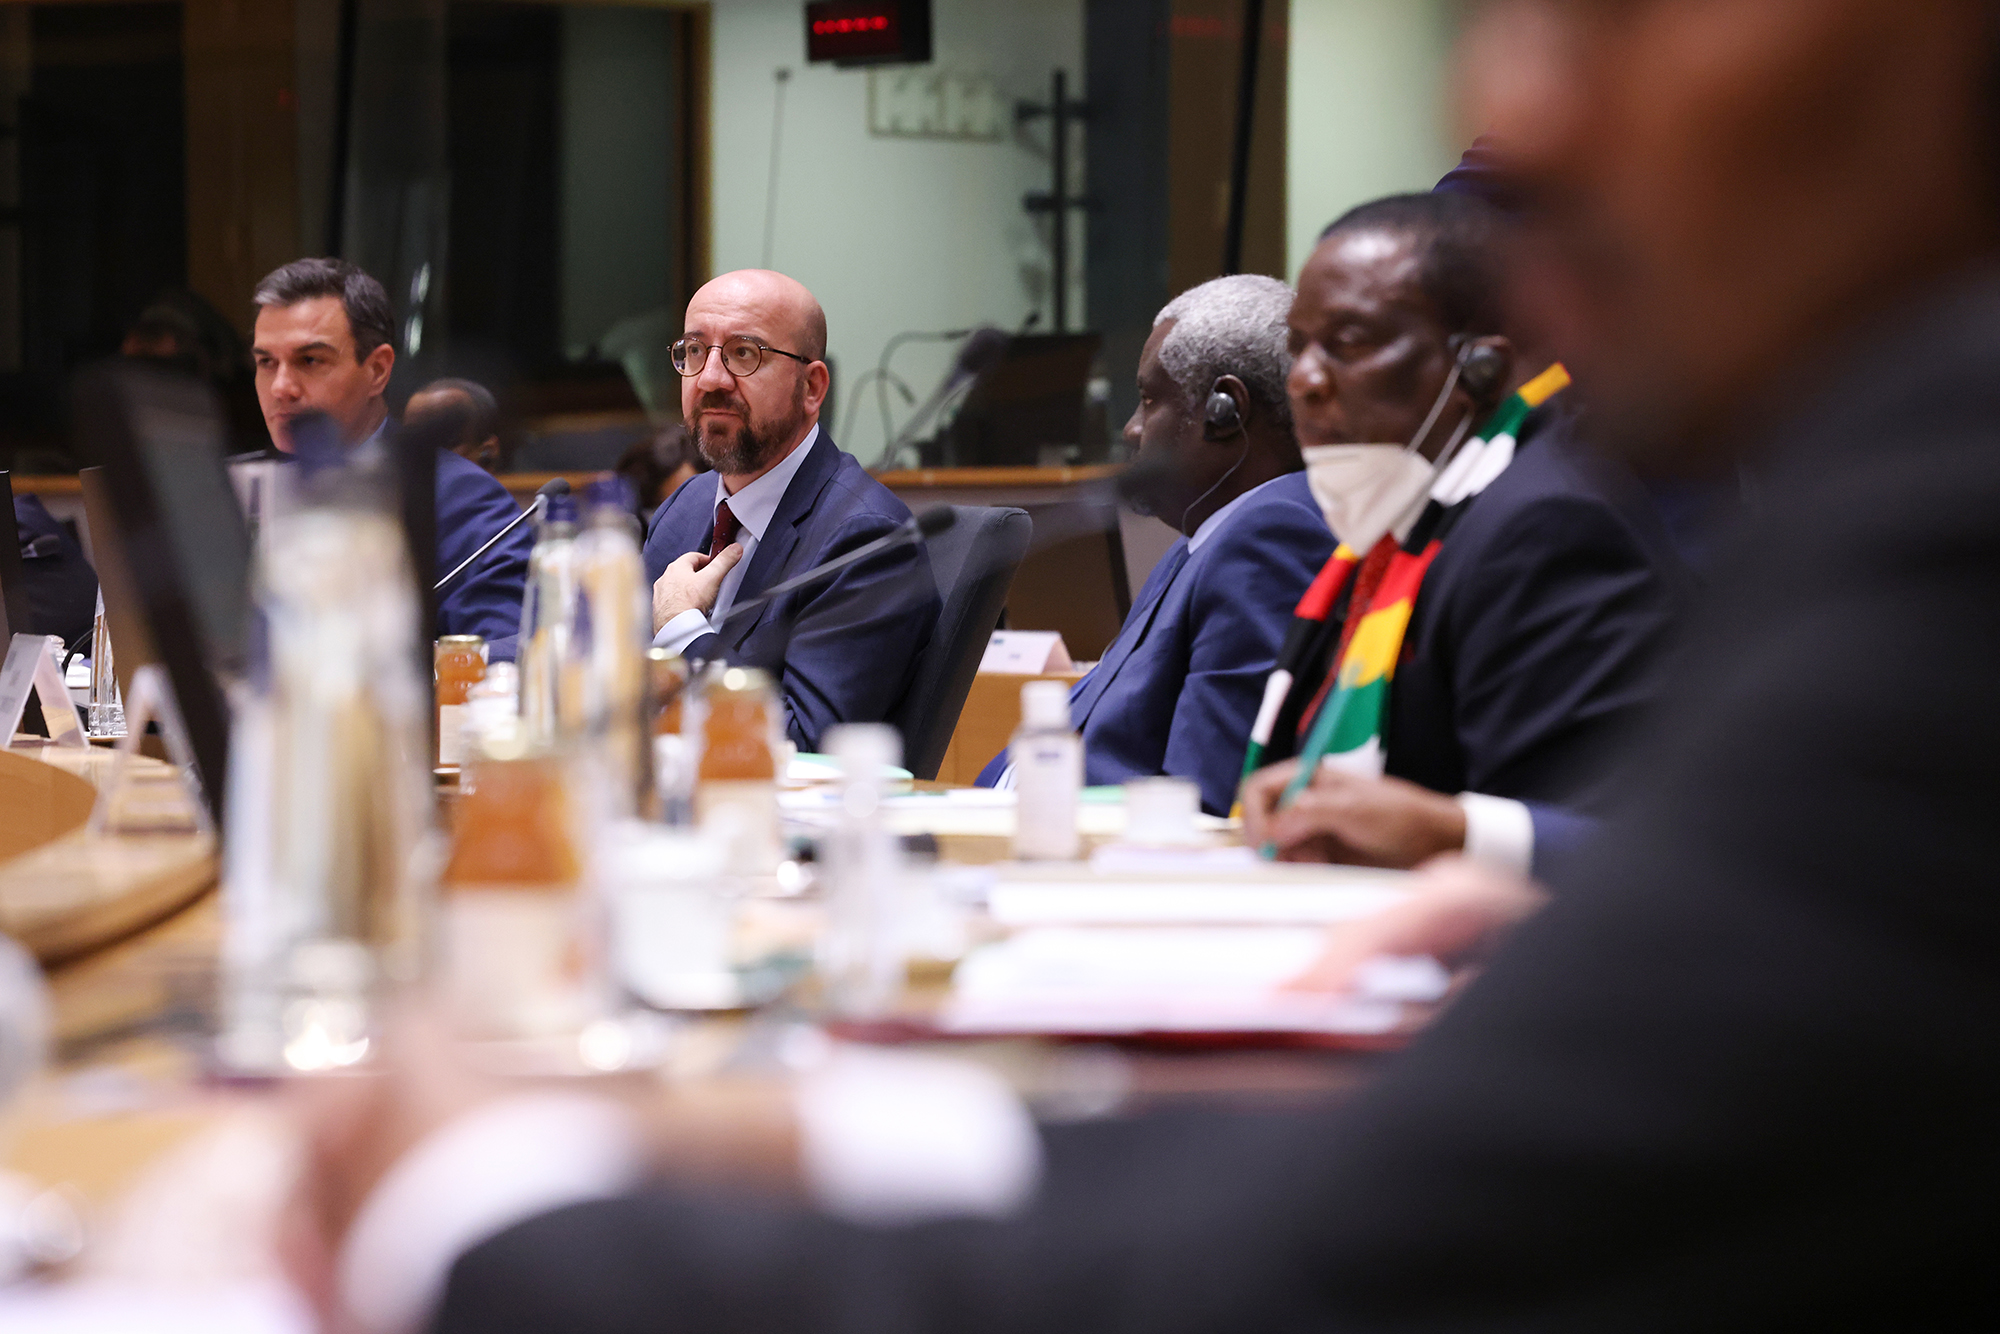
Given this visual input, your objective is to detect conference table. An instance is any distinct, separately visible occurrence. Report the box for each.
[0,738,1409,1310]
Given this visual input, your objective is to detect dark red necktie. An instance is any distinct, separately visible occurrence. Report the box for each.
[709,500,739,556]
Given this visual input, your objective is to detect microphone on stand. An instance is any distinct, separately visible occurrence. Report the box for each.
[877,327,1012,471]
[434,476,569,593]
[705,506,957,643]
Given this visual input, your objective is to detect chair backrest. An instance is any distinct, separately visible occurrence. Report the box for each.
[891,504,1033,780]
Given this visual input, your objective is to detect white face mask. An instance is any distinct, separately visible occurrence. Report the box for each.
[1301,444,1437,553]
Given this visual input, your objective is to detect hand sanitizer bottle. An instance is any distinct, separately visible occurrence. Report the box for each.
[1011,680,1082,860]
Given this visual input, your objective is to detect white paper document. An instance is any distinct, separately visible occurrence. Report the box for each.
[977,631,1073,675]
[942,927,1417,1037]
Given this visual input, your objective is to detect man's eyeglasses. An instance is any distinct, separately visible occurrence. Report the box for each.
[670,336,812,378]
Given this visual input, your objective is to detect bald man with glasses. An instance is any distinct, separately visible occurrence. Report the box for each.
[642,269,939,752]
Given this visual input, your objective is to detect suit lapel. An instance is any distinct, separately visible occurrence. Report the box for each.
[1071,541,1190,728]
[723,430,838,649]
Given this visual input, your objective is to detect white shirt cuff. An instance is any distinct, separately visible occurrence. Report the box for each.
[652,607,714,654]
[794,1045,1042,1226]
[1455,792,1535,875]
[337,1093,644,1334]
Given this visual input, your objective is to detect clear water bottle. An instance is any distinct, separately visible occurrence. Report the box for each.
[818,723,906,1017]
[572,479,651,812]
[1011,679,1082,861]
[517,491,582,746]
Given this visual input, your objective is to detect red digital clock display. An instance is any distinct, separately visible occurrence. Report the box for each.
[804,1,931,66]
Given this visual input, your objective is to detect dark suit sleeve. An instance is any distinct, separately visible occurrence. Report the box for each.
[736,509,938,753]
[1441,490,1673,804]
[1165,498,1337,814]
[435,462,533,662]
[1523,799,1597,880]
[437,429,2000,1333]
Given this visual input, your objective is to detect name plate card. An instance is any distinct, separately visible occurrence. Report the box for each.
[978,630,1074,675]
[1,632,87,747]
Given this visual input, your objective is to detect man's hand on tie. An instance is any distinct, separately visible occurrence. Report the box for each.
[652,542,744,633]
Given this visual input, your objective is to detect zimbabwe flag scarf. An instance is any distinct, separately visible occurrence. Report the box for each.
[1235,364,1573,811]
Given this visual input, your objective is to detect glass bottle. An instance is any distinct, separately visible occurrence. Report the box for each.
[437,722,605,1043]
[694,665,781,875]
[86,588,124,738]
[220,456,432,1073]
[1011,679,1082,860]
[433,634,486,768]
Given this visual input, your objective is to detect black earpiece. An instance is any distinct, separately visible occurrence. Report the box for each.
[1448,336,1509,402]
[1203,385,1244,440]
[1459,345,1507,401]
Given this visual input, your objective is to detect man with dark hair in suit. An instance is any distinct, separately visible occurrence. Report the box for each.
[250,258,532,659]
[286,2,2000,1329]
[974,274,1336,815]
[641,268,938,753]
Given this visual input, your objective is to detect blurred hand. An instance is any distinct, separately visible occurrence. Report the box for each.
[278,1009,496,1330]
[652,542,744,632]
[1288,854,1549,994]
[1241,760,1469,868]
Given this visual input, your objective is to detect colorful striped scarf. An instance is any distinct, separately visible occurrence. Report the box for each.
[1235,363,1573,813]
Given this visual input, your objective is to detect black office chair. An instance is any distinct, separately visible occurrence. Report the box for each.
[890,504,1033,780]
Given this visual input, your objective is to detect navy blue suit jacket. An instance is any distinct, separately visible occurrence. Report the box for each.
[1377,405,1689,809]
[978,471,1336,816]
[13,494,98,648]
[435,449,533,662]
[641,429,939,753]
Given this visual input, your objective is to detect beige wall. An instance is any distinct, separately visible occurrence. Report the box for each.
[1285,0,1457,280]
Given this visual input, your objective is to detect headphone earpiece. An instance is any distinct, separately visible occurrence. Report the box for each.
[1460,346,1507,401]
[1203,386,1244,440]
[1448,335,1509,402]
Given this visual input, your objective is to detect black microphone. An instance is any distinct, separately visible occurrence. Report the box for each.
[434,476,568,593]
[706,506,956,641]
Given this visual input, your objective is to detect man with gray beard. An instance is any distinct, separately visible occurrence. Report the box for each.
[641,269,938,752]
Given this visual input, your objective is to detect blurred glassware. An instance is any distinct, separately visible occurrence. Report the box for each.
[86,590,125,738]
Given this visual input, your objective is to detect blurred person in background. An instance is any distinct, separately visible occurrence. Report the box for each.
[974,274,1336,816]
[9,490,96,650]
[614,423,707,526]
[251,259,532,660]
[641,269,938,752]
[121,288,270,451]
[405,378,505,475]
[288,1,2000,1329]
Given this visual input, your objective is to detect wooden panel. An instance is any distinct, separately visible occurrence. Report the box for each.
[183,0,300,333]
[935,669,1087,786]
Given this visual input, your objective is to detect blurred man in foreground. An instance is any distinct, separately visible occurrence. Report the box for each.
[976,274,1335,815]
[292,1,2000,1328]
[251,260,532,659]
[640,269,937,752]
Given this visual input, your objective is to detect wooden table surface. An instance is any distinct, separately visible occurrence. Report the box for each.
[0,756,1386,1273]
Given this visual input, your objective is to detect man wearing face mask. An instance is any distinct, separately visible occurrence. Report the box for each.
[974,275,1335,815]
[1239,192,1685,864]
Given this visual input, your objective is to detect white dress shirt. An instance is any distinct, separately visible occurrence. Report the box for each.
[653,423,823,655]
[337,1043,1041,1334]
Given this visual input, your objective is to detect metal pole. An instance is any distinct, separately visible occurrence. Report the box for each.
[1051,68,1068,333]
[1221,0,1266,276]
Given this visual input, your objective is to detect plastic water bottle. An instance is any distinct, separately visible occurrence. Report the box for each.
[1011,680,1082,860]
[818,723,906,1017]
